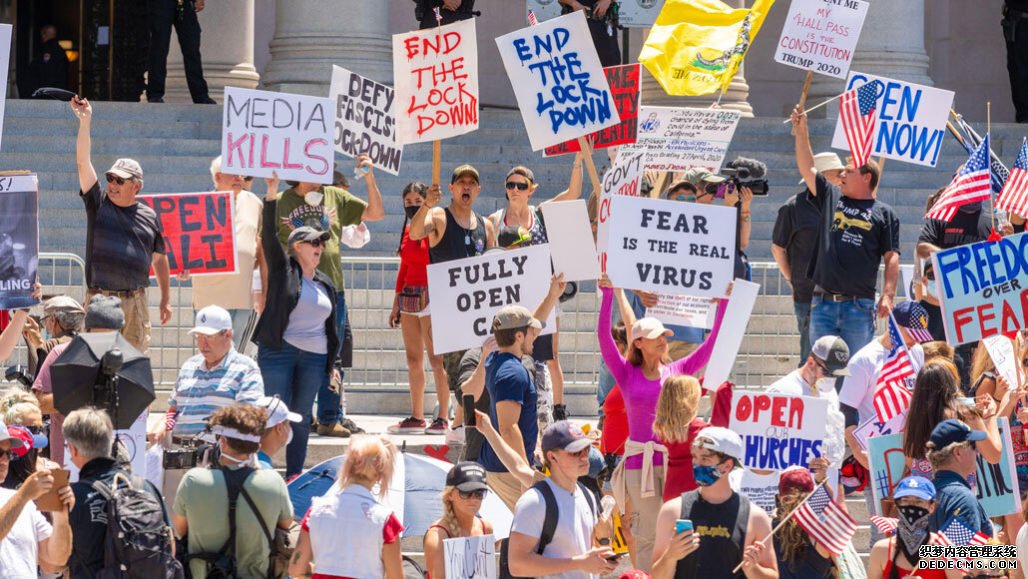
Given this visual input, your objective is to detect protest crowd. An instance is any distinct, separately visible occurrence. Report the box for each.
[3,0,1028,578]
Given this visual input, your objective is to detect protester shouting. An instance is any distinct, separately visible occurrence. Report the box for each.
[423,462,495,579]
[772,468,836,579]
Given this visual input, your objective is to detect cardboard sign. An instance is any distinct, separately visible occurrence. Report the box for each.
[618,106,741,172]
[0,25,11,151]
[329,66,403,176]
[444,534,497,579]
[978,418,1021,518]
[931,232,1028,345]
[596,150,644,273]
[0,175,39,309]
[984,335,1020,392]
[738,468,780,515]
[868,433,905,516]
[619,0,668,27]
[647,294,716,329]
[393,18,480,145]
[774,0,869,79]
[605,196,736,297]
[138,192,237,276]
[540,200,600,282]
[702,279,760,390]
[730,392,829,470]
[545,64,641,156]
[852,411,907,451]
[221,87,334,184]
[496,10,620,151]
[525,0,564,22]
[831,72,955,167]
[427,244,556,354]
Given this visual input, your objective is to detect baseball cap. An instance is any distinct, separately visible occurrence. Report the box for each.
[287,226,331,245]
[0,419,25,450]
[930,418,987,448]
[893,476,936,501]
[810,335,851,376]
[492,305,543,331]
[779,467,815,495]
[43,295,84,316]
[257,396,302,428]
[506,166,535,183]
[632,317,672,340]
[694,426,744,466]
[446,462,489,492]
[106,158,143,181]
[682,167,726,187]
[451,164,480,184]
[799,152,845,184]
[189,305,233,336]
[7,425,47,459]
[541,420,593,454]
[892,301,934,343]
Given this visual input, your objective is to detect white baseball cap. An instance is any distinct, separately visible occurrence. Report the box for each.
[0,419,25,449]
[694,426,744,466]
[257,396,302,428]
[188,306,233,336]
[631,317,672,340]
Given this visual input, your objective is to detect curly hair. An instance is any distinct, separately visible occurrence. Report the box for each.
[775,490,839,576]
[210,404,268,455]
[339,435,396,499]
[653,375,701,444]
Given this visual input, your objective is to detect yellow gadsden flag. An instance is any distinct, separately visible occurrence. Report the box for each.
[639,0,775,96]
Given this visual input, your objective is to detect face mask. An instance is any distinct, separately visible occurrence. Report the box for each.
[220,451,256,469]
[404,205,421,220]
[693,463,722,487]
[926,279,937,298]
[305,191,324,206]
[896,504,931,560]
[959,201,982,214]
[815,377,836,393]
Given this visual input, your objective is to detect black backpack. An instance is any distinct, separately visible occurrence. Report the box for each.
[93,472,184,579]
[498,480,597,579]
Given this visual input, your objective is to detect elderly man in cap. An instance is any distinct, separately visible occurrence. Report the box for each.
[71,96,171,353]
[772,152,844,363]
[926,419,993,536]
[255,395,301,470]
[22,295,84,374]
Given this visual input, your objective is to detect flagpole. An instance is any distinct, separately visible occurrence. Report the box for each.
[431,8,444,188]
[781,91,846,124]
[731,479,830,574]
[989,101,994,232]
[791,71,814,136]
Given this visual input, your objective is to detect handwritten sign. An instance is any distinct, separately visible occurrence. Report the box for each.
[931,232,1028,345]
[329,66,403,176]
[427,245,555,354]
[393,18,480,145]
[138,192,237,276]
[0,175,38,309]
[545,64,641,156]
[730,392,829,470]
[605,196,736,297]
[444,534,497,579]
[596,150,644,273]
[984,335,1020,391]
[702,279,759,390]
[831,72,954,167]
[978,418,1020,518]
[868,433,905,516]
[540,200,600,282]
[647,294,716,329]
[67,411,148,481]
[221,87,333,184]
[618,106,741,172]
[619,0,668,27]
[852,411,907,451]
[775,0,869,78]
[496,10,620,151]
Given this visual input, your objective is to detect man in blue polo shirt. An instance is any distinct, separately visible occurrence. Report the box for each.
[926,419,993,536]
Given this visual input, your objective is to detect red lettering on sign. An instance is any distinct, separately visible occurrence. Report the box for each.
[978,303,998,338]
[953,306,975,343]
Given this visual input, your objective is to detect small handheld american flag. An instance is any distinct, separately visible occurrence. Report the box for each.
[872,314,917,423]
[869,516,897,536]
[933,517,989,546]
[792,484,858,556]
[528,9,538,26]
[926,134,993,222]
[839,81,880,169]
[433,7,442,24]
[997,138,1028,219]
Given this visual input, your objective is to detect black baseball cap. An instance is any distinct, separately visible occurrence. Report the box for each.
[541,421,592,454]
[811,335,850,376]
[446,462,489,492]
[930,419,987,448]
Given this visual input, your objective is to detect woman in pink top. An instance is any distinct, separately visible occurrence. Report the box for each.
[597,278,728,570]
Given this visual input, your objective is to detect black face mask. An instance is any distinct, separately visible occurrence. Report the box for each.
[404,205,421,220]
[896,504,931,561]
[959,201,983,214]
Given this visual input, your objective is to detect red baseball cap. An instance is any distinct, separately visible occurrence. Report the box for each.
[779,467,815,495]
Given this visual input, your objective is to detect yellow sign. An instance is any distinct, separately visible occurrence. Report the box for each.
[611,510,630,554]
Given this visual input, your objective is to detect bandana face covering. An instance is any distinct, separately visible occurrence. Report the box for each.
[693,464,723,487]
[896,504,931,560]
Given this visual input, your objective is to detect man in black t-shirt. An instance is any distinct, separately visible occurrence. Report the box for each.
[791,105,900,358]
[558,0,621,66]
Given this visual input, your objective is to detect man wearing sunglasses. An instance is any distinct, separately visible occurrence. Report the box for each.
[21,295,84,375]
[71,96,172,354]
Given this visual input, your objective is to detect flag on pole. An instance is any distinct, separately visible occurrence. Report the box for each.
[869,516,897,536]
[839,81,880,169]
[527,9,538,26]
[433,7,442,24]
[872,314,918,423]
[926,134,993,222]
[949,114,1009,193]
[997,139,1028,218]
[792,484,857,556]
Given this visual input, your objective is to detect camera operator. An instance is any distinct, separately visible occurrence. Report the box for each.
[416,0,476,29]
[22,296,84,376]
[559,0,621,66]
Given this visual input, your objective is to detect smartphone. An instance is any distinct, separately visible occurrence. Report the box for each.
[675,519,693,534]
[34,468,70,512]
[605,552,628,562]
[463,395,476,427]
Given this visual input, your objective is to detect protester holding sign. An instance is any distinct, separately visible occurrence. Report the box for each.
[423,462,495,579]
[971,338,1028,490]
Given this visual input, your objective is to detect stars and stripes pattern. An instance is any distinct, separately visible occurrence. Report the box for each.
[870,516,897,536]
[926,134,993,222]
[839,81,880,169]
[792,485,858,556]
[433,7,442,24]
[873,314,917,423]
[997,139,1028,218]
[528,9,538,26]
[933,518,990,547]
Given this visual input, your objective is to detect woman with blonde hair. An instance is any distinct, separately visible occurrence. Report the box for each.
[652,375,709,501]
[423,462,494,579]
[290,436,404,579]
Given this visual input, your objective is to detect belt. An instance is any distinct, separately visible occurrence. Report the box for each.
[88,287,146,298]
[814,290,860,303]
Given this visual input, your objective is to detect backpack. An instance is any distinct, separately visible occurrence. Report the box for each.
[498,480,597,579]
[93,472,184,579]
[185,467,262,579]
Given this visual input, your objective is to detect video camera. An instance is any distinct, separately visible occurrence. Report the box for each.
[162,431,219,470]
[712,157,770,197]
[4,365,34,389]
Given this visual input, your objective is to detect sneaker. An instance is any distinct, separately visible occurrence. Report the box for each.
[445,425,466,445]
[339,417,366,435]
[424,417,449,435]
[316,423,351,438]
[387,417,427,434]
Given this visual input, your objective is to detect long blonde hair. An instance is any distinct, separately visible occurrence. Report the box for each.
[652,375,701,444]
[439,486,464,539]
[339,435,396,499]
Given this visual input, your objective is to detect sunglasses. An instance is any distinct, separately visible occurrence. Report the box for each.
[243,176,254,182]
[505,181,530,191]
[303,239,325,248]
[458,489,487,500]
[106,174,129,185]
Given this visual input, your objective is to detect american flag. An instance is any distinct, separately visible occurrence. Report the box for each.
[926,134,993,222]
[839,81,880,169]
[870,516,897,536]
[528,9,538,26]
[433,7,442,24]
[933,517,990,546]
[997,139,1028,218]
[792,484,857,556]
[872,314,917,423]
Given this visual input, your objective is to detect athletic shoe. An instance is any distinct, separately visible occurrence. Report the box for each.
[339,417,366,434]
[445,425,466,445]
[424,417,449,435]
[387,417,427,434]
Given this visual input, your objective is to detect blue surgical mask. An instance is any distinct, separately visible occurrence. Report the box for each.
[693,464,723,486]
[926,280,937,298]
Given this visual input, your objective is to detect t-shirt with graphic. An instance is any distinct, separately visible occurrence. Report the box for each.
[275,186,367,289]
[806,173,900,299]
[918,206,991,250]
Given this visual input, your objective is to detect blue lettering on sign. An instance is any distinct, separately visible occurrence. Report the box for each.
[846,75,944,164]
[743,435,822,470]
[937,234,1028,300]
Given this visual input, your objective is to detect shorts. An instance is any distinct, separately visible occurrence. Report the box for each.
[398,285,429,314]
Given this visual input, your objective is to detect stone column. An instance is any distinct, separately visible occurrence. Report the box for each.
[163,0,260,103]
[808,0,932,117]
[261,0,392,96]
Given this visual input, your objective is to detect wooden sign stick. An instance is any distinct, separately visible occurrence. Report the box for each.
[432,140,441,187]
[791,71,815,136]
[577,136,603,194]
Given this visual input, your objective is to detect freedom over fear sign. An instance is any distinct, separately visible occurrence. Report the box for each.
[330,66,403,176]
[774,0,868,79]
[932,232,1028,345]
[730,392,829,471]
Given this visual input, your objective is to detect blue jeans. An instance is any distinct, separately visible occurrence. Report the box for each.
[809,296,876,359]
[597,359,615,419]
[793,301,812,365]
[258,341,328,477]
[316,292,346,425]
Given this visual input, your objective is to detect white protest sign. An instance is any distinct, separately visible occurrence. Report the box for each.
[730,391,829,470]
[496,10,620,151]
[852,411,907,451]
[221,87,334,184]
[831,72,954,167]
[977,418,1020,517]
[984,335,1020,391]
[702,279,760,389]
[540,200,600,282]
[605,196,736,298]
[525,0,564,22]
[738,469,780,515]
[596,150,644,273]
[67,411,148,481]
[393,18,480,145]
[900,264,916,298]
[0,25,11,151]
[428,244,556,354]
[444,534,497,579]
[329,66,403,176]
[774,0,868,79]
[618,106,741,172]
[620,0,668,27]
[647,294,716,329]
